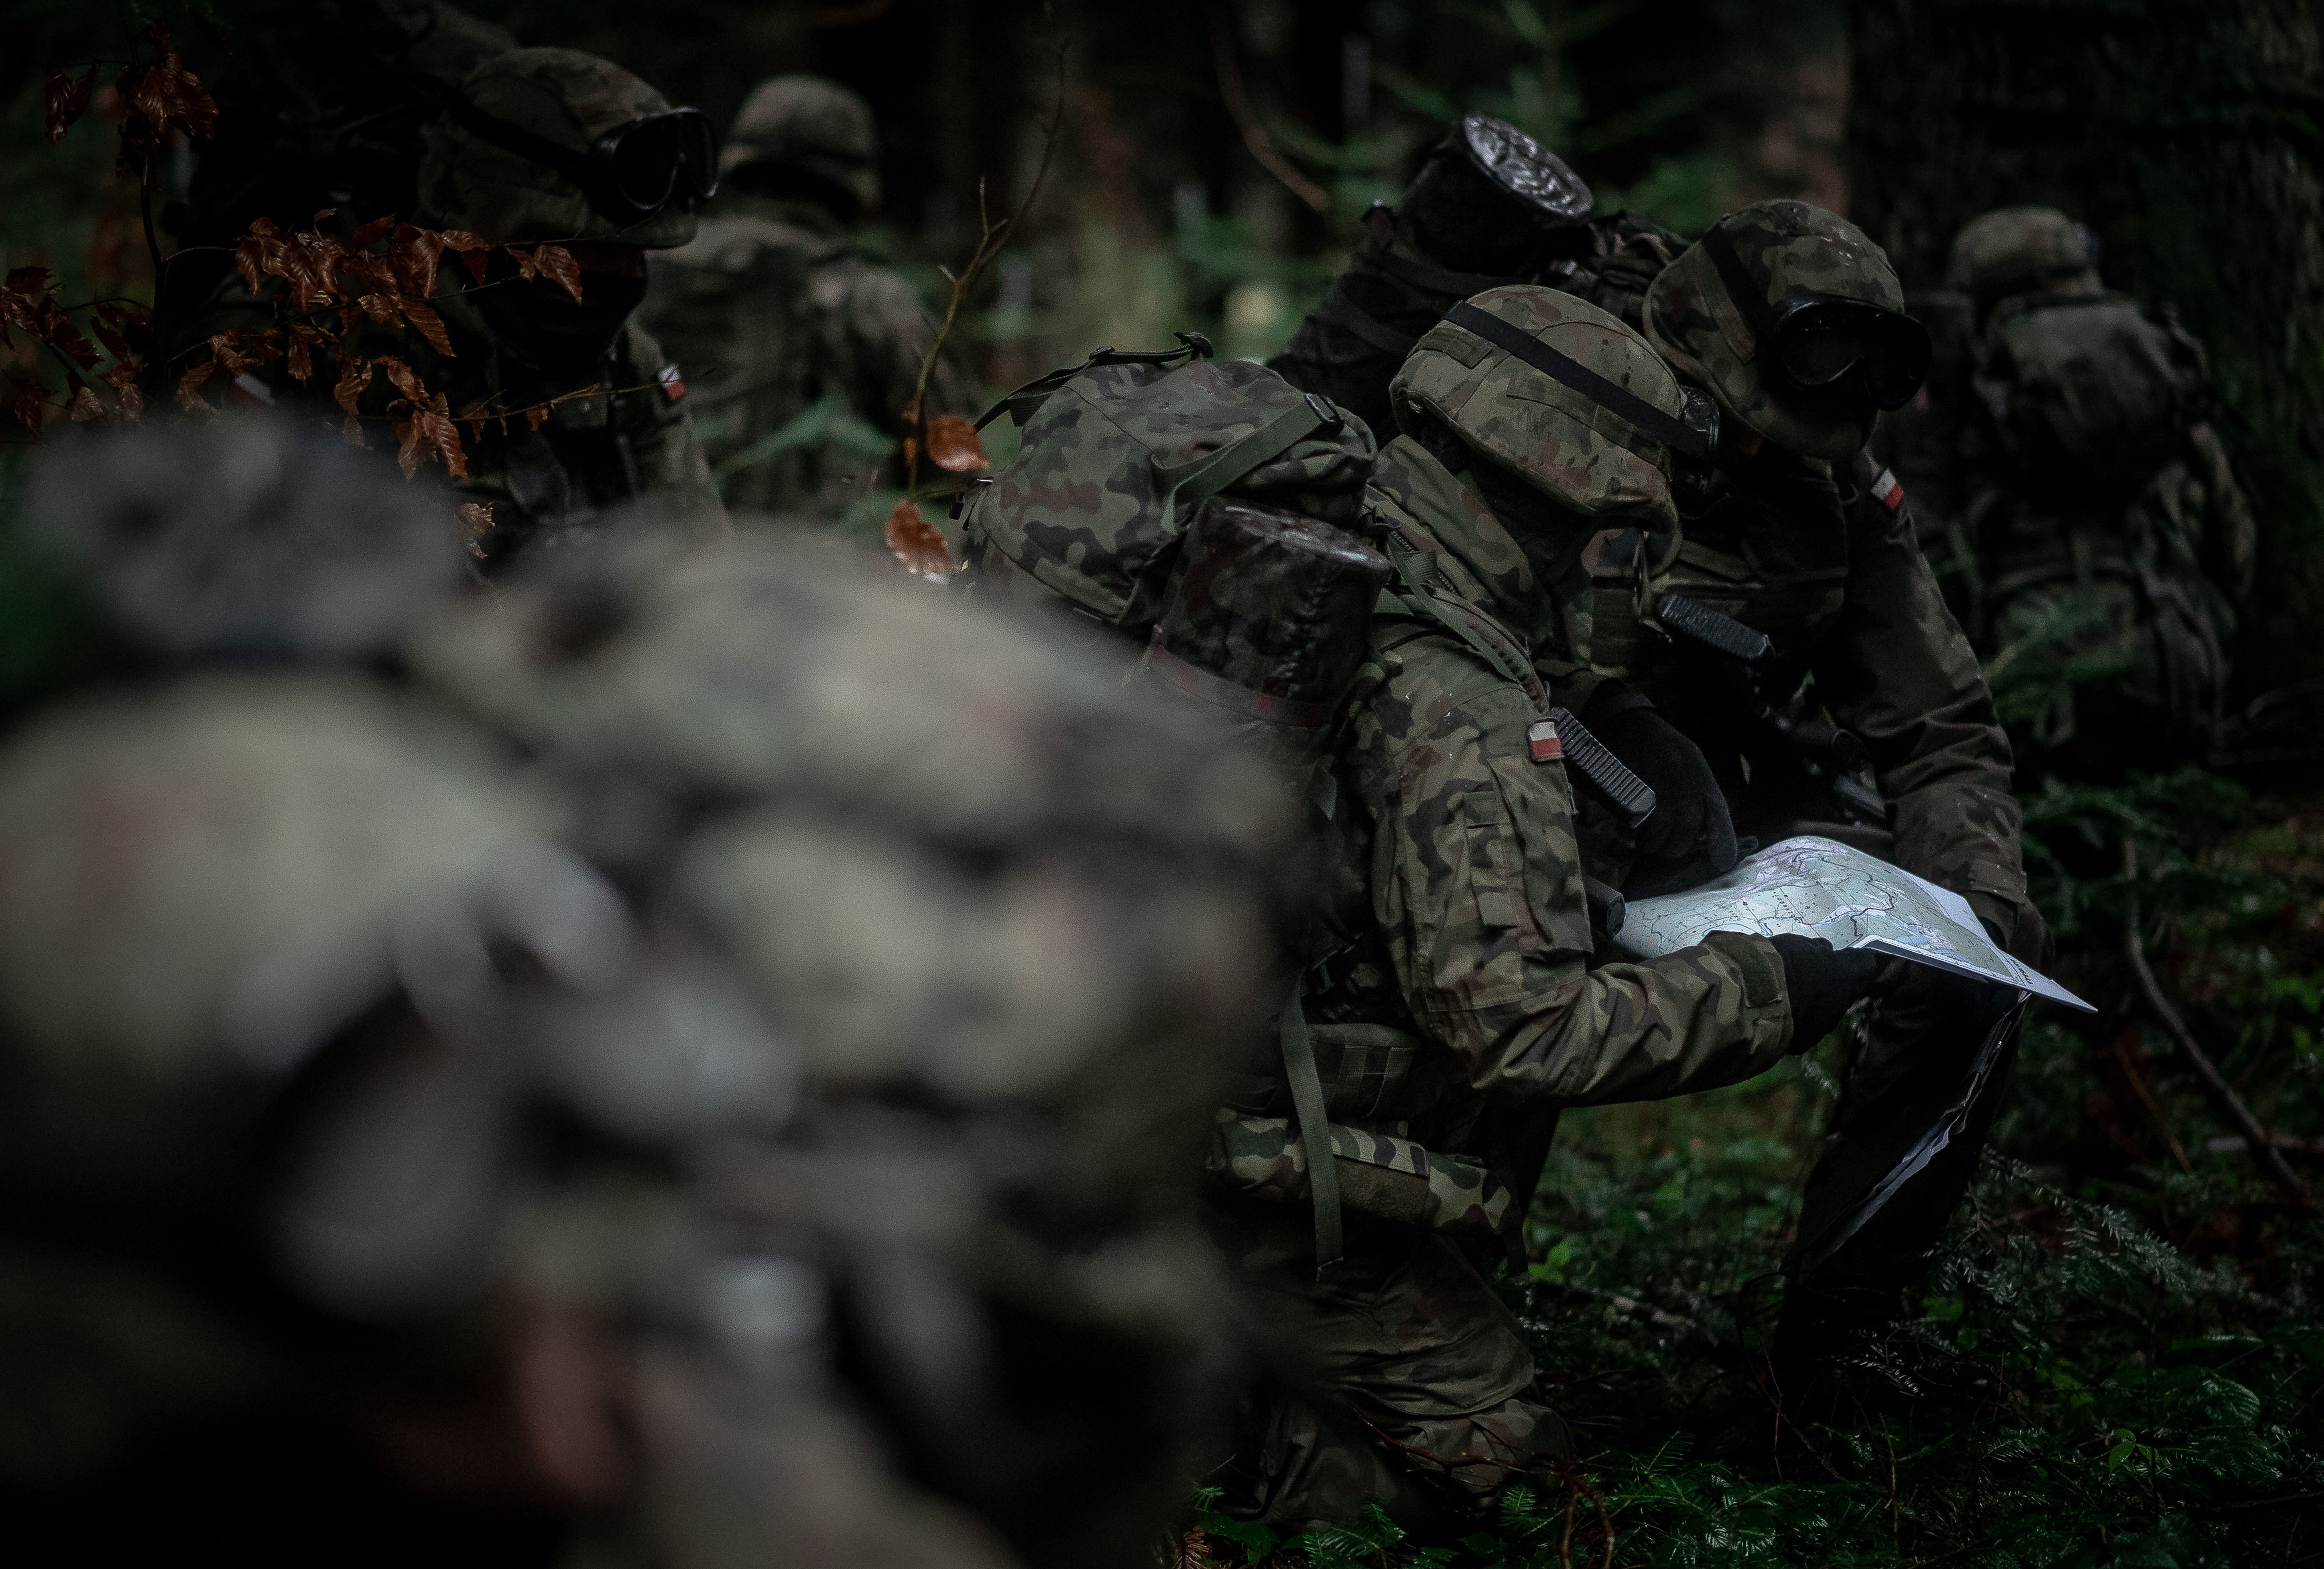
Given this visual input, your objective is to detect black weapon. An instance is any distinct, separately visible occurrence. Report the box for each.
[1650,592,1887,825]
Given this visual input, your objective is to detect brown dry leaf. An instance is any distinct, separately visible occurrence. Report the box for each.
[923,414,991,473]
[283,322,331,383]
[65,384,105,422]
[333,355,375,417]
[459,501,495,559]
[883,498,959,577]
[45,67,95,146]
[529,244,583,304]
[399,298,456,357]
[174,358,219,413]
[507,247,540,284]
[391,224,444,299]
[523,404,550,431]
[349,214,397,249]
[375,354,428,411]
[121,27,217,144]
[355,293,399,324]
[394,393,468,479]
[6,371,49,434]
[91,316,133,365]
[100,362,143,420]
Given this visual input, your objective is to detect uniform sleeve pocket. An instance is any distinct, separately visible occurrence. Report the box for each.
[1460,786,1525,935]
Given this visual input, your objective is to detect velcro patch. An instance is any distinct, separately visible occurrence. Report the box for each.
[1871,467,1904,510]
[1527,719,1563,763]
[658,363,686,401]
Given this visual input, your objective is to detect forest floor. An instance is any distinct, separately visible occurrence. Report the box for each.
[1180,770,2324,1569]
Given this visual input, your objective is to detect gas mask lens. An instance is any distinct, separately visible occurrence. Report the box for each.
[1775,307,1865,388]
[597,109,721,216]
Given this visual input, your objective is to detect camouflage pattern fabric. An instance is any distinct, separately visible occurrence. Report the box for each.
[158,46,726,566]
[1944,205,2102,308]
[1213,1206,1572,1533]
[962,353,1378,629]
[2,418,1300,1569]
[722,75,882,214]
[1207,1112,1517,1238]
[1641,200,1907,461]
[417,47,701,248]
[1389,286,1693,528]
[1268,191,1677,442]
[1213,432,1797,1530]
[1950,282,2253,774]
[638,191,975,521]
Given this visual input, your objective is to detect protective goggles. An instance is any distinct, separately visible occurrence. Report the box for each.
[1445,300,1720,501]
[1701,225,1931,411]
[450,99,720,226]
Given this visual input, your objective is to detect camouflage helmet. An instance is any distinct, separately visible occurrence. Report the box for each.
[723,74,880,215]
[1945,205,2103,303]
[420,47,701,248]
[1391,285,1714,529]
[0,674,582,1306]
[1644,199,1910,461]
[26,413,469,665]
[414,527,1295,1568]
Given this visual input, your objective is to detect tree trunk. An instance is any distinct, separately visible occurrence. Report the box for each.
[1844,0,2324,686]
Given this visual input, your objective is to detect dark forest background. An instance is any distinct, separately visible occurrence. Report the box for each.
[3,2,2323,1563]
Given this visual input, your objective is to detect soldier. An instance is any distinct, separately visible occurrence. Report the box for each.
[638,75,976,523]
[160,46,726,566]
[1206,288,1882,1530]
[1,414,1294,1569]
[1527,200,2051,1399]
[1269,114,1682,444]
[1940,206,2255,778]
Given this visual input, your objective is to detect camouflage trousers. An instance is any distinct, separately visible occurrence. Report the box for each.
[1207,1201,1571,1532]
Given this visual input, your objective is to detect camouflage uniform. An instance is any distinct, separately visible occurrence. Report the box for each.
[1553,201,2049,1377]
[0,414,1295,1569]
[1212,290,1800,1531]
[159,47,724,566]
[1270,115,1682,444]
[1936,207,2254,777]
[638,76,975,523]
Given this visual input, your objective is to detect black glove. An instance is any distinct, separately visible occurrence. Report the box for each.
[1771,933,1882,1052]
[1581,686,1737,868]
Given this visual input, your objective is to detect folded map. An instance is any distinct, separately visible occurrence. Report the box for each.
[1612,835,2092,1012]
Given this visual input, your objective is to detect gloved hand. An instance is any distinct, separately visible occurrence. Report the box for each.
[1581,686,1738,868]
[1770,933,1882,1053]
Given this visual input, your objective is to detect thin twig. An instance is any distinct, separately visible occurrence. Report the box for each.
[902,37,1067,498]
[1206,7,1332,215]
[2108,1028,2195,1174]
[2120,837,2313,1204]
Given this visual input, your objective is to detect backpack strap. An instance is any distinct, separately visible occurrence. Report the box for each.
[1278,980,1343,1275]
[1147,392,1344,537]
[973,331,1216,431]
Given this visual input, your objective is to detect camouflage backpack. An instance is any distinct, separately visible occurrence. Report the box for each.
[960,335,1391,751]
[1974,292,2213,484]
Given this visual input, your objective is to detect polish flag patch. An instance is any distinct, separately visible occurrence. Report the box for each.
[1871,468,1905,511]
[227,372,275,409]
[658,363,686,401]
[1527,719,1563,763]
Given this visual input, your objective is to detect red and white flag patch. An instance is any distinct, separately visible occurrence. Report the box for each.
[1527,719,1563,763]
[1870,468,1905,511]
[658,363,686,401]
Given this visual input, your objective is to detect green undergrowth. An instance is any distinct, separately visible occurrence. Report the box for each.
[1178,773,2324,1568]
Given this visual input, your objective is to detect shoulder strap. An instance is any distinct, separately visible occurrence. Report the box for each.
[1279,983,1342,1274]
[1147,392,1341,536]
[973,331,1216,431]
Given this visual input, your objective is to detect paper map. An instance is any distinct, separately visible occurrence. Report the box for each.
[1613,835,2092,1012]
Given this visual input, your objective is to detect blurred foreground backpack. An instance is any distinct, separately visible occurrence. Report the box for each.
[959,335,1390,757]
